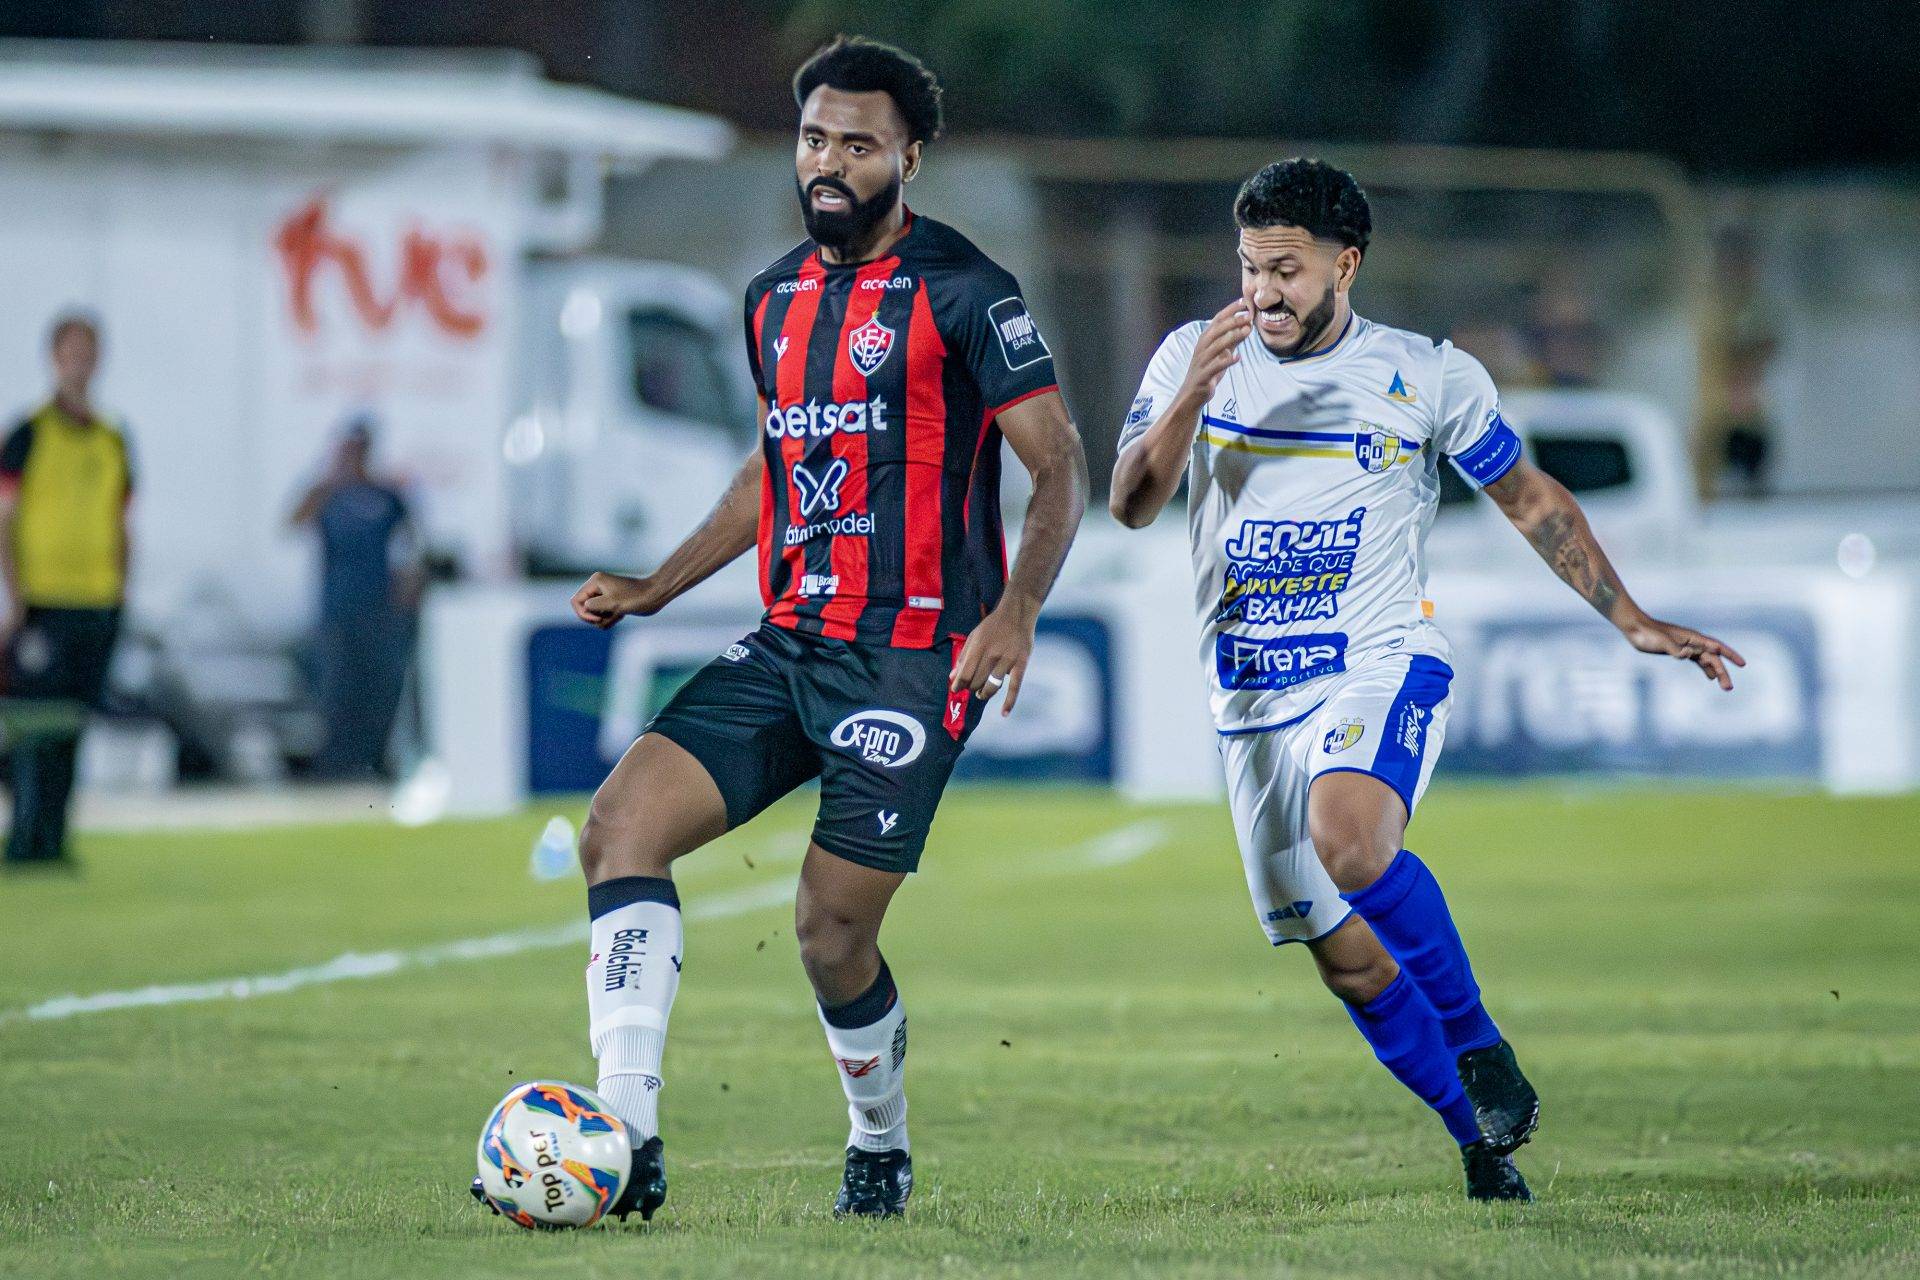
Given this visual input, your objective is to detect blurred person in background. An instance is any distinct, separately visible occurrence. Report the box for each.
[1695,226,1779,500]
[1524,267,1607,388]
[1448,316,1541,388]
[0,312,134,869]
[289,417,420,781]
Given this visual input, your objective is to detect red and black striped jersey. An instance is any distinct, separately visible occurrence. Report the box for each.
[743,211,1059,649]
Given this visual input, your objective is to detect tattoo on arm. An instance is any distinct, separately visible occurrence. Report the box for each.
[1524,509,1623,620]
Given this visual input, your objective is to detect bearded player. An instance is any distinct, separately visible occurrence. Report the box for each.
[1110,160,1743,1200]
[473,37,1086,1222]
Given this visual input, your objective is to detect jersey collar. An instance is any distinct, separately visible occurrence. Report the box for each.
[36,400,109,433]
[1247,312,1364,369]
[813,206,916,273]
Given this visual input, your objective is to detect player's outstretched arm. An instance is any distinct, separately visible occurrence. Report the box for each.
[571,443,766,629]
[1110,300,1250,528]
[949,389,1088,713]
[1484,458,1746,689]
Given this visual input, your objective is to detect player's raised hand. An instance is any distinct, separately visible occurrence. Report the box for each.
[570,572,661,629]
[1622,617,1747,690]
[1175,299,1253,407]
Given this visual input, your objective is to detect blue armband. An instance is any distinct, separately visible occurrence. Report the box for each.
[1449,416,1523,488]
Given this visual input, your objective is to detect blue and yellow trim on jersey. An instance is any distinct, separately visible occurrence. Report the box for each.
[1201,415,1422,464]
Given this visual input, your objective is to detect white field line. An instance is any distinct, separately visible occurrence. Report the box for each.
[1,819,1173,1026]
[1046,819,1173,870]
[2,878,796,1026]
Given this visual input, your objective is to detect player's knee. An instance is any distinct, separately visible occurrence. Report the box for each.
[579,798,668,883]
[794,903,876,998]
[1318,949,1397,1004]
[1309,814,1395,894]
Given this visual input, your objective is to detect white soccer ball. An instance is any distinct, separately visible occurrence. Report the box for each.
[475,1081,631,1229]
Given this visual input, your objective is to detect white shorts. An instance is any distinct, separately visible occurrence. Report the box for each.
[1219,653,1453,945]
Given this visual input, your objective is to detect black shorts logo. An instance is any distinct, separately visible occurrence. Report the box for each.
[830,709,927,768]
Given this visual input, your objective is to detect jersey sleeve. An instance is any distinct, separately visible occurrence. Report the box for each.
[0,421,33,496]
[742,284,767,391]
[1434,343,1523,489]
[950,264,1058,416]
[1117,324,1202,454]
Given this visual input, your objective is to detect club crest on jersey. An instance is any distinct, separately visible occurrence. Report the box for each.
[830,709,926,768]
[1355,428,1402,473]
[847,315,896,376]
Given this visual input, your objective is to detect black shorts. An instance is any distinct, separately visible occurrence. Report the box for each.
[645,624,985,873]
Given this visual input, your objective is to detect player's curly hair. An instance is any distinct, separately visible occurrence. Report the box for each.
[793,35,944,145]
[1234,159,1372,257]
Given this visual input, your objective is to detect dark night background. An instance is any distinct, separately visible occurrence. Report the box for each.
[4,0,1916,176]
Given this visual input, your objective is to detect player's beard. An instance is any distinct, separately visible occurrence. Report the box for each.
[798,174,901,256]
[1260,281,1339,357]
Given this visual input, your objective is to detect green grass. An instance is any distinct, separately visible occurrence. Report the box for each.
[1,785,1916,1279]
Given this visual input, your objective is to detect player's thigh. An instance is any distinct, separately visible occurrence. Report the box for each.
[581,732,730,877]
[1219,722,1349,946]
[1304,653,1455,882]
[800,639,977,876]
[587,628,821,876]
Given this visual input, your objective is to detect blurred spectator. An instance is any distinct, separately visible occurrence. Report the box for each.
[1450,316,1544,388]
[0,313,134,869]
[1694,226,1779,500]
[1524,268,1608,388]
[290,418,420,780]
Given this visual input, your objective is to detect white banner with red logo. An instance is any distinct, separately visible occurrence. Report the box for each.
[250,147,521,588]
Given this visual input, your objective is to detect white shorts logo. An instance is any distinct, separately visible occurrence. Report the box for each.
[1398,705,1425,754]
[831,709,926,768]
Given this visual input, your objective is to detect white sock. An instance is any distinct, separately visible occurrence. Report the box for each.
[818,961,909,1154]
[584,878,683,1142]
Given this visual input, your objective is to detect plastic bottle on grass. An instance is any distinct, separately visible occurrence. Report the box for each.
[530,816,577,881]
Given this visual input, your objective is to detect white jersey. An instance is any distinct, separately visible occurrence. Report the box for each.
[1120,313,1522,735]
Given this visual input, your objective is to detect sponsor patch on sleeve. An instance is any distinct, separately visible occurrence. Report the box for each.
[1118,395,1155,450]
[988,296,1051,371]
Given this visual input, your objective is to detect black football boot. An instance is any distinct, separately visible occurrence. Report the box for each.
[1457,1040,1540,1154]
[1462,1140,1533,1202]
[833,1146,912,1218]
[607,1135,668,1221]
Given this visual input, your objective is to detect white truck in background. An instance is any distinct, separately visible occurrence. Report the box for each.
[0,40,745,779]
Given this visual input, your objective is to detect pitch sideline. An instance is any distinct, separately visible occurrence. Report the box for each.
[1,819,1170,1025]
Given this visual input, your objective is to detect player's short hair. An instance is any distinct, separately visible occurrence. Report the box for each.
[792,35,944,145]
[1234,159,1372,257]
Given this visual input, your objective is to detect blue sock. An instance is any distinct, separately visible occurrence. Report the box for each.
[1343,850,1502,1054]
[1345,972,1482,1147]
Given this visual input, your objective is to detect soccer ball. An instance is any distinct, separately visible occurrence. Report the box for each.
[475,1081,631,1229]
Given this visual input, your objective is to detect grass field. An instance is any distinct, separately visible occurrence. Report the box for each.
[2,784,1916,1279]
